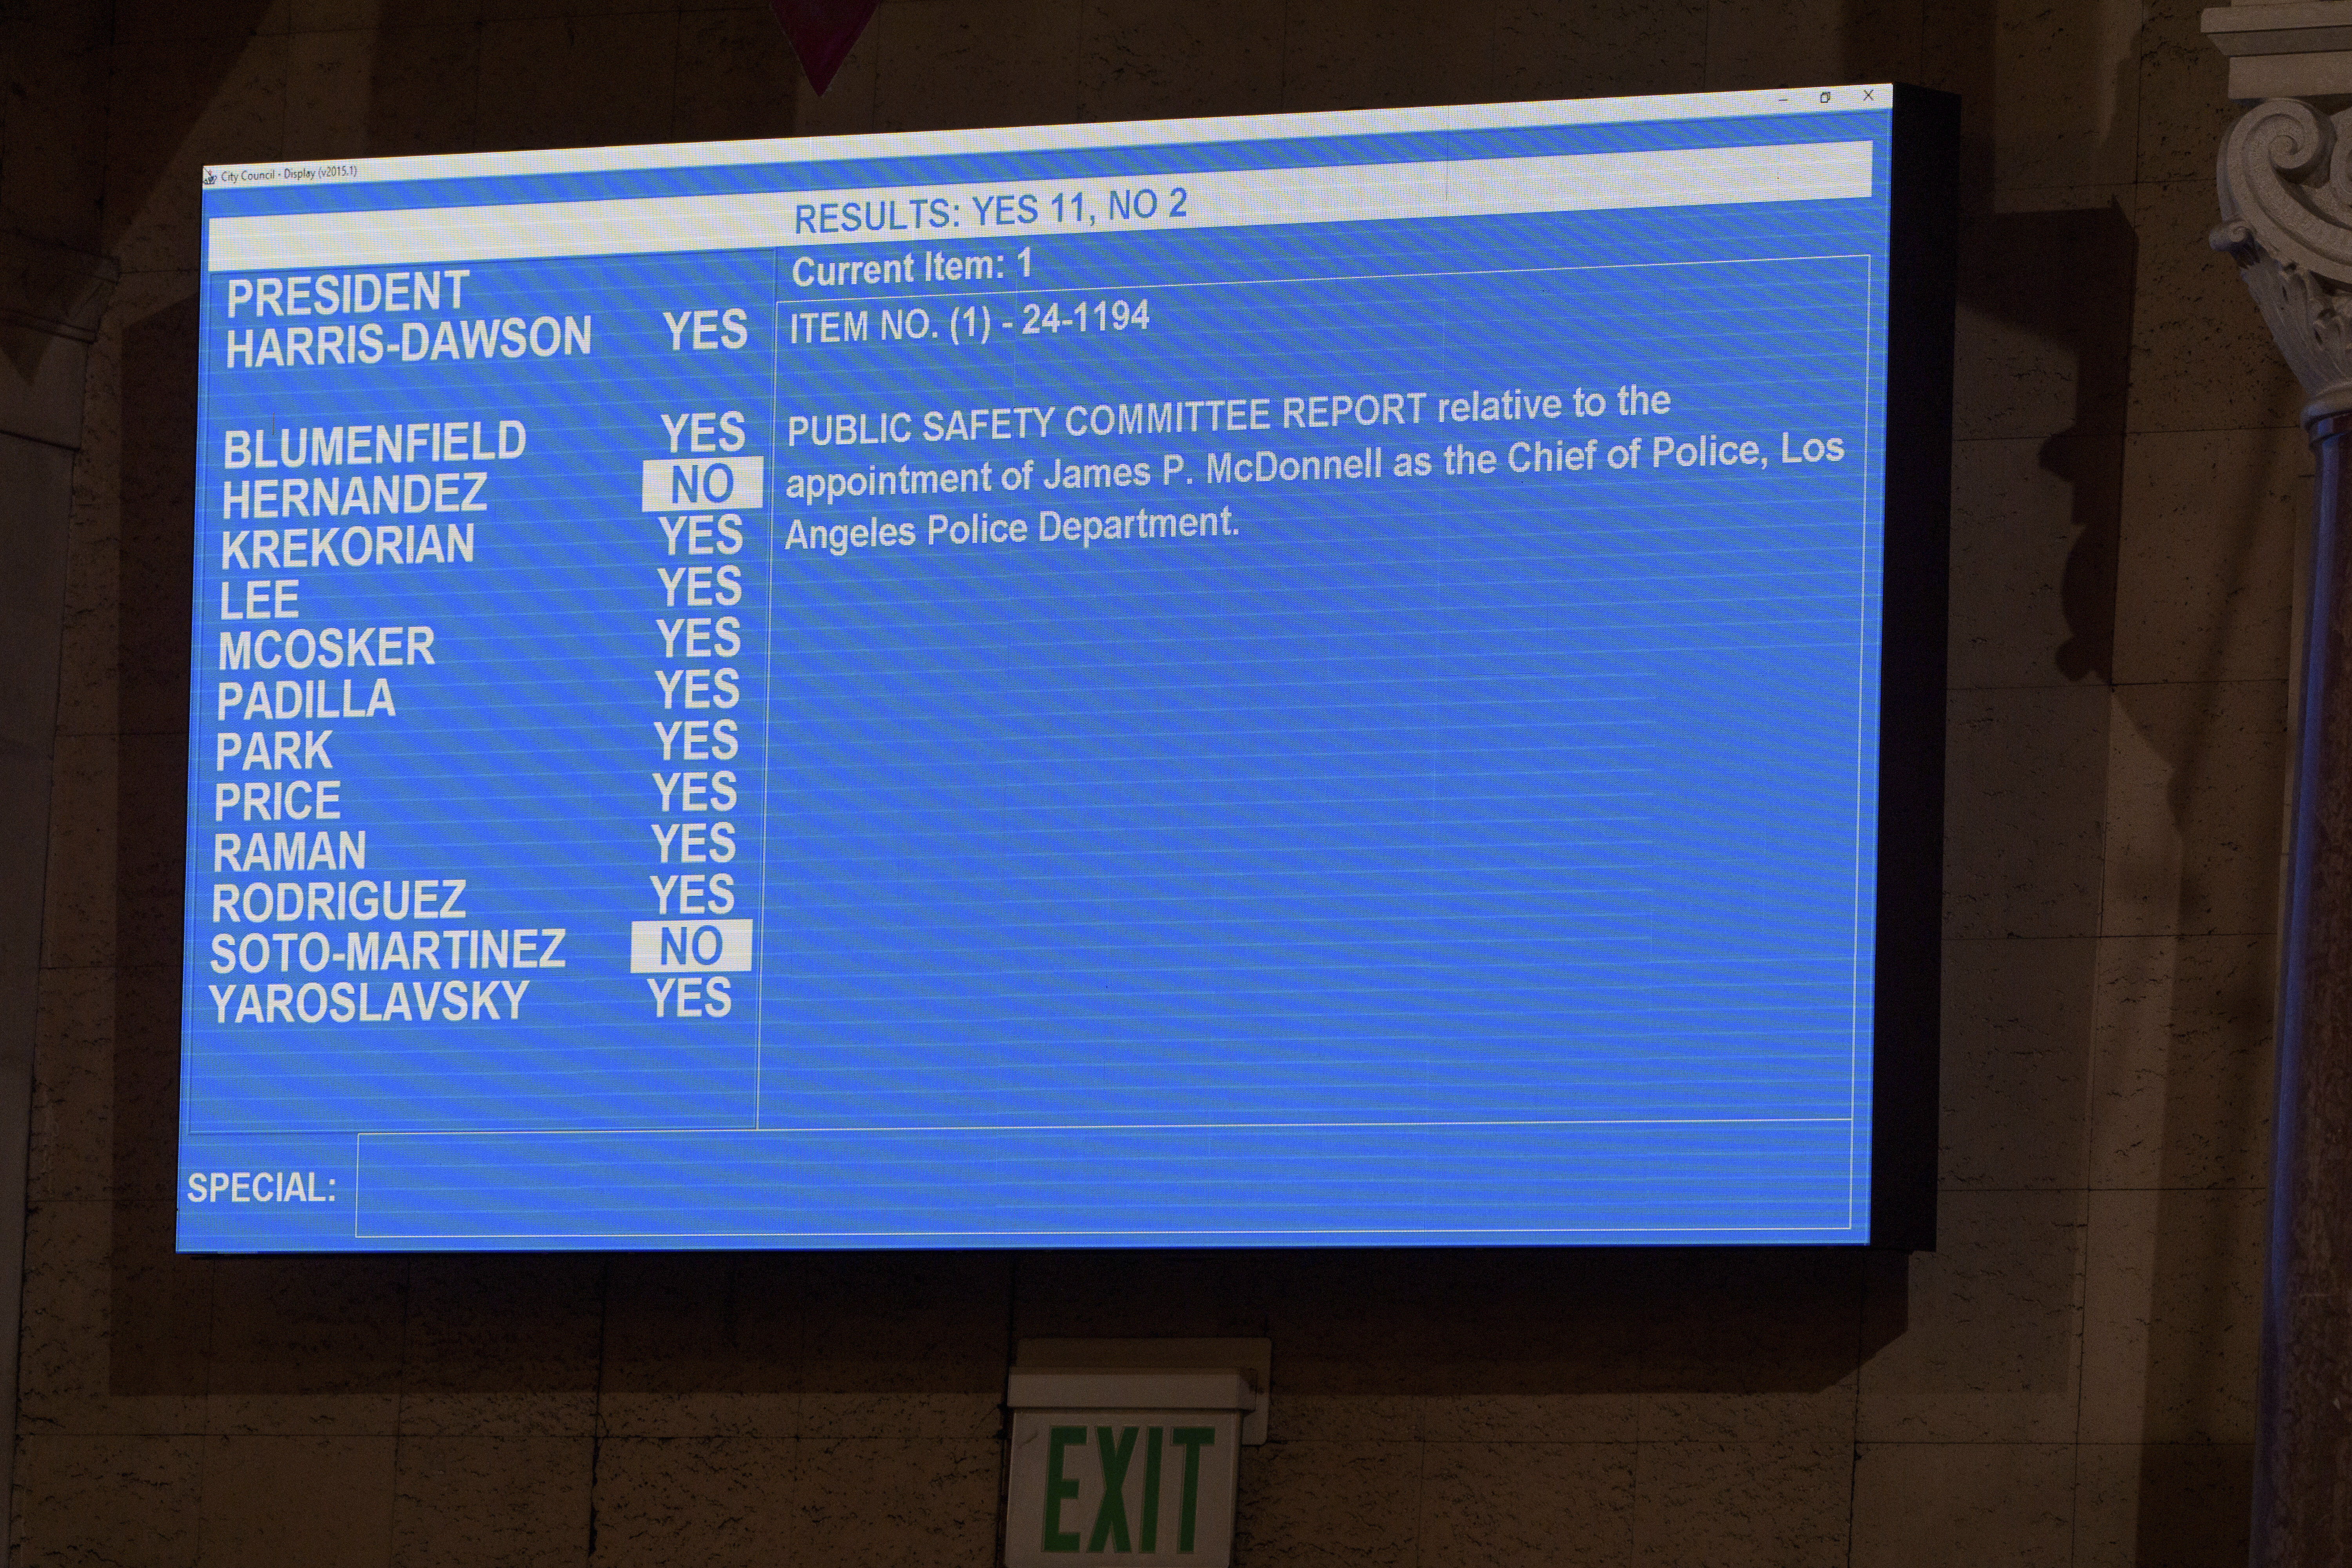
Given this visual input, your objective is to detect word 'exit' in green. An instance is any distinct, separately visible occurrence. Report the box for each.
[1040,1425,1216,1553]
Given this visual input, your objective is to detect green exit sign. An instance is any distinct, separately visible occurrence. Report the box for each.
[1006,1410,1241,1567]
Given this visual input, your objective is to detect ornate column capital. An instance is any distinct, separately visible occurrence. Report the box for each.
[2211,98,2352,424]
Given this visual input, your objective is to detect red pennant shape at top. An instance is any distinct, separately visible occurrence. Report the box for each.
[770,0,878,96]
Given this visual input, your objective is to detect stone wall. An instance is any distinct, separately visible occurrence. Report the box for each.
[7,0,2288,1562]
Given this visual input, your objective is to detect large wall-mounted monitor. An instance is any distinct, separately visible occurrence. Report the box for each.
[180,85,1956,1252]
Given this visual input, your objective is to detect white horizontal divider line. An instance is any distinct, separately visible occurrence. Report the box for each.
[207,141,1874,272]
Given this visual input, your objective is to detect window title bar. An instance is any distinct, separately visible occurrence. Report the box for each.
[200,86,1895,190]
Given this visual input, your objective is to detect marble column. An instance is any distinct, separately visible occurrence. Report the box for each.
[2213,97,2352,1566]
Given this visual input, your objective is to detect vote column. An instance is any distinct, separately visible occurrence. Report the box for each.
[632,301,769,1051]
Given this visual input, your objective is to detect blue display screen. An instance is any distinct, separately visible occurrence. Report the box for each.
[181,88,1909,1250]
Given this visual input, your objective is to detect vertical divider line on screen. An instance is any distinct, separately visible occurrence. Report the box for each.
[756,266,783,1132]
[1428,265,1457,1140]
[1844,252,1878,1234]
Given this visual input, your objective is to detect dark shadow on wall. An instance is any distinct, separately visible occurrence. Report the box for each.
[1853,7,2264,1565]
[94,6,282,267]
[2108,295,2282,1568]
[25,0,284,1419]
[97,1,286,1357]
[109,292,206,1401]
[113,1244,1893,1409]
[2113,487,2278,1568]
[1924,0,2138,689]
[0,0,119,382]
[1964,204,2138,686]
[1012,1245,1900,1406]
[1929,5,2269,1562]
